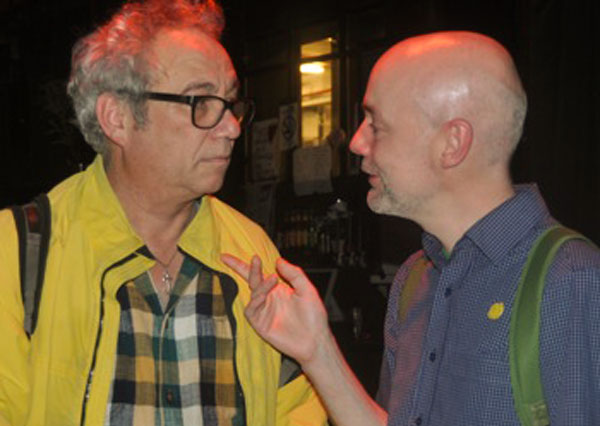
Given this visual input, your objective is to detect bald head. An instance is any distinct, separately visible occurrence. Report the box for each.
[372,31,527,165]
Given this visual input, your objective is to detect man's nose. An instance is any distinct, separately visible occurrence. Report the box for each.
[215,108,241,140]
[349,120,369,156]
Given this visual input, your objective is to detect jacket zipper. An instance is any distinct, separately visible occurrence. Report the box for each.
[79,253,137,425]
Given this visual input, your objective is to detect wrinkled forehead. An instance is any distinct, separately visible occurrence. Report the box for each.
[145,28,238,90]
[159,27,225,55]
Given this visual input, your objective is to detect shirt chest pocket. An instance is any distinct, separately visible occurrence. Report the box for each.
[432,349,520,425]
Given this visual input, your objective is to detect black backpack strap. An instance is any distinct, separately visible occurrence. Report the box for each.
[9,194,51,338]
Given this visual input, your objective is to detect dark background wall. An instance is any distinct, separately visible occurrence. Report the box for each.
[1,0,598,252]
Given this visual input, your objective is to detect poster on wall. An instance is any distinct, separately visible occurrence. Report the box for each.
[277,103,299,151]
[251,118,279,181]
[292,144,333,196]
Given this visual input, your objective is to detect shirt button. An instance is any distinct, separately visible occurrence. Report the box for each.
[165,390,175,405]
[444,287,452,297]
[414,416,422,425]
[429,351,436,362]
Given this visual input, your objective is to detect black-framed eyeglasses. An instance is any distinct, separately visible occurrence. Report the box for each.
[144,92,255,130]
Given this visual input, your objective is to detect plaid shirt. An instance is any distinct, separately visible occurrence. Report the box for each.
[105,254,245,425]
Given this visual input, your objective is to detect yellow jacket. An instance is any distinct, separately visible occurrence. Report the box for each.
[0,156,326,425]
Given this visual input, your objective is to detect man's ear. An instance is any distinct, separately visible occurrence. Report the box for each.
[96,93,129,148]
[440,118,473,168]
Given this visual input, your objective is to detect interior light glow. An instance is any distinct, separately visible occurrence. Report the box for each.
[300,62,325,74]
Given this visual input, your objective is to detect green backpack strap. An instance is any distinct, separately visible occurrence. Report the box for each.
[398,253,429,322]
[509,225,591,426]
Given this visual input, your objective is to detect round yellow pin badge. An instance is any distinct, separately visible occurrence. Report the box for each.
[487,302,505,320]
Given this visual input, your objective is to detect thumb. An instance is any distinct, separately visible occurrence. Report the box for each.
[275,257,312,295]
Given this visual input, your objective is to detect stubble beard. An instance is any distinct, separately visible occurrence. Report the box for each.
[367,176,423,220]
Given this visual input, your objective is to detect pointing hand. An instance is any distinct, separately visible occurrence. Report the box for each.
[221,254,328,365]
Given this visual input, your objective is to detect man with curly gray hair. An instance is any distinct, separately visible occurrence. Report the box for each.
[67,0,225,158]
[0,1,327,425]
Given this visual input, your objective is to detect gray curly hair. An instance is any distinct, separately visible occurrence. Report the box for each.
[67,0,224,156]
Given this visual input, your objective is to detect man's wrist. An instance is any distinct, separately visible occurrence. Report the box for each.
[300,327,339,376]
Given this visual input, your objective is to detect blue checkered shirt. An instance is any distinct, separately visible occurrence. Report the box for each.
[377,184,600,426]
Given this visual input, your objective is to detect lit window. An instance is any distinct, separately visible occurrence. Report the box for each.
[300,37,337,147]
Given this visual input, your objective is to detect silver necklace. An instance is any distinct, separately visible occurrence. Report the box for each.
[154,250,178,292]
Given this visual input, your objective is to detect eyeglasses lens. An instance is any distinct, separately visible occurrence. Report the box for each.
[193,98,253,129]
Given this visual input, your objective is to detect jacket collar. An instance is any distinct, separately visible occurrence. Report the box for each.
[179,196,226,273]
[61,156,144,270]
[63,156,233,276]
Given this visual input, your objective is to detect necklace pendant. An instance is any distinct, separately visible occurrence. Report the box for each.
[162,270,173,292]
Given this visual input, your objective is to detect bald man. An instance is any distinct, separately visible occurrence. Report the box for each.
[223,31,600,426]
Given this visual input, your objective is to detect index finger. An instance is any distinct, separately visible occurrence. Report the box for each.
[221,253,251,280]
